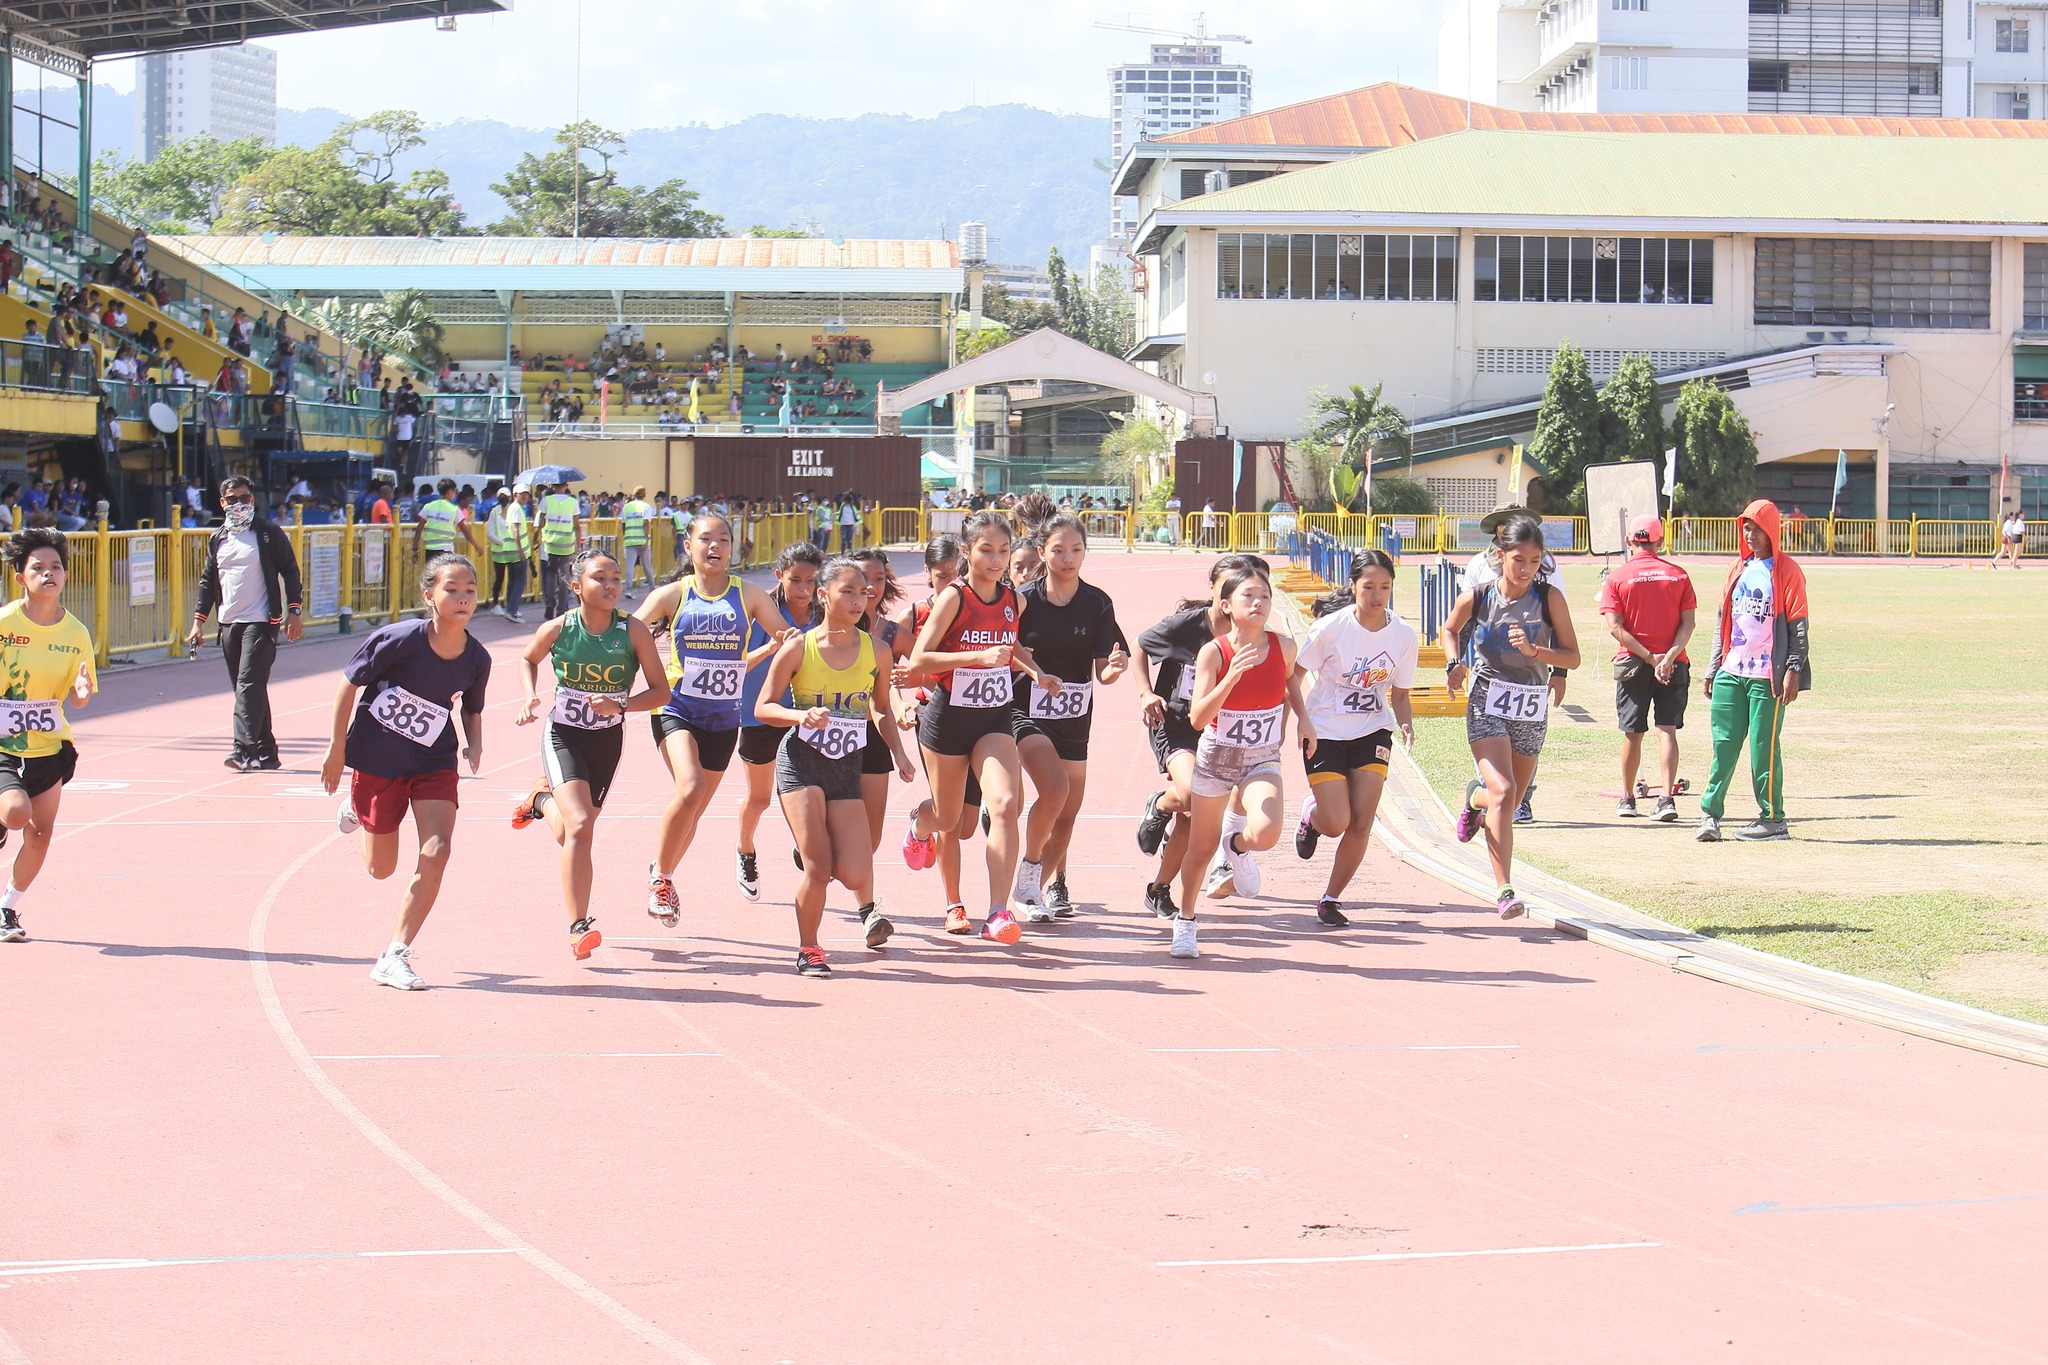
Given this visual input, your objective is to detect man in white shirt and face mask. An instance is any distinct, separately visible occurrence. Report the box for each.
[187,478,305,771]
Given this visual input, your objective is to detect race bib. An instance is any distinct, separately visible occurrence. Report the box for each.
[1480,679,1549,724]
[681,659,744,701]
[1029,679,1092,721]
[799,713,867,759]
[0,699,60,739]
[552,685,624,730]
[369,685,451,747]
[1215,704,1283,749]
[1173,668,1195,704]
[949,666,1012,709]
[1340,687,1388,718]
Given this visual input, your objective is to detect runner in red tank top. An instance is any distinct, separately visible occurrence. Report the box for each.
[890,534,983,934]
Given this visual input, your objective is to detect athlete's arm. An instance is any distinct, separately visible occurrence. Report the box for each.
[742,580,793,641]
[905,586,1004,674]
[1130,647,1165,726]
[753,636,816,728]
[1186,640,1234,730]
[68,660,95,710]
[1526,595,1581,672]
[460,707,483,775]
[618,617,670,714]
[1390,685,1415,748]
[319,679,359,794]
[1442,590,1477,692]
[631,581,681,631]
[869,648,916,782]
[515,617,565,725]
[1278,635,1312,755]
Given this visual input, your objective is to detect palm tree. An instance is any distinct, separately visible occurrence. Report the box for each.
[1304,383,1410,513]
[362,288,446,370]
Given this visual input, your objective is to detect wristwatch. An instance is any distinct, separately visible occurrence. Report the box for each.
[287,605,303,616]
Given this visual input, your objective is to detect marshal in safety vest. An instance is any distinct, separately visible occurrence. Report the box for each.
[540,492,580,555]
[620,499,653,548]
[418,497,460,552]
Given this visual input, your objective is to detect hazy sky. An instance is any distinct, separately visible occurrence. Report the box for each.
[95,1,1446,126]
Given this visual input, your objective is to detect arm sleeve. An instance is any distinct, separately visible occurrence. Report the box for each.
[1092,595,1127,659]
[1136,614,1176,662]
[270,524,304,607]
[192,537,220,619]
[343,628,395,688]
[1391,627,1419,690]
[463,648,491,715]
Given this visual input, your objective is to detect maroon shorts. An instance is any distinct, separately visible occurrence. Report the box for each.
[351,768,459,835]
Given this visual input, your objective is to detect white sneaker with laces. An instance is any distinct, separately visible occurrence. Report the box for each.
[1227,836,1262,898]
[1014,858,1052,922]
[1169,916,1200,959]
[336,797,360,834]
[370,944,424,991]
[1203,846,1236,899]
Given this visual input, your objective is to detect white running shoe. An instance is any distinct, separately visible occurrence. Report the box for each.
[370,944,424,991]
[336,797,361,835]
[646,864,682,927]
[1169,916,1200,958]
[736,849,761,902]
[1227,837,1262,898]
[1014,858,1052,922]
[1203,852,1236,900]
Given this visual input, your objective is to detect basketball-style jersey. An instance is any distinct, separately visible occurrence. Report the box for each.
[931,581,1018,692]
[663,575,749,728]
[549,608,633,732]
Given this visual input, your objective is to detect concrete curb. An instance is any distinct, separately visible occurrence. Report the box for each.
[1376,748,2048,1070]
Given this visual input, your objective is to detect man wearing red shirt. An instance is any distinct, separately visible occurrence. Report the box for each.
[368,481,394,525]
[1596,514,1696,821]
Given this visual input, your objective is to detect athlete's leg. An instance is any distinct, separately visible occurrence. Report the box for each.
[1176,788,1227,919]
[1151,750,1198,889]
[1746,680,1787,821]
[1018,734,1069,866]
[1040,759,1090,885]
[1469,735,1520,889]
[1700,673,1752,821]
[737,758,774,856]
[780,786,831,950]
[4,782,64,893]
[389,799,457,945]
[1237,770,1284,854]
[973,735,1025,913]
[1321,769,1387,902]
[655,730,727,875]
[827,799,875,906]
[937,799,980,910]
[1308,774,1353,838]
[861,771,889,854]
[542,780,599,924]
[911,748,968,838]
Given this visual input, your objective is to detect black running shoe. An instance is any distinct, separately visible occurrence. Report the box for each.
[736,850,761,901]
[0,908,23,942]
[796,945,831,977]
[1294,803,1320,860]
[1135,790,1171,856]
[1145,883,1178,919]
[1045,880,1076,919]
[861,905,895,948]
[1316,897,1350,928]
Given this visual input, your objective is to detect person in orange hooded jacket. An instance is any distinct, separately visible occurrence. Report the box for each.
[1697,498,1810,842]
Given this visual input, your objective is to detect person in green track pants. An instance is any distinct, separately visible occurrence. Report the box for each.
[1697,499,1810,843]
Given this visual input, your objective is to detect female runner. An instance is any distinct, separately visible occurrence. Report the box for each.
[1131,554,1266,920]
[755,556,915,976]
[1442,515,1582,918]
[1291,550,1417,927]
[850,547,911,861]
[633,512,794,926]
[0,528,97,944]
[1010,514,1128,921]
[900,510,1054,944]
[512,548,669,958]
[735,542,823,898]
[891,534,984,935]
[323,552,491,991]
[1172,565,1306,959]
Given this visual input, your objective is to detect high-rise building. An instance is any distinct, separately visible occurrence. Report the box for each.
[1436,0,2017,120]
[1109,42,1252,245]
[137,43,278,161]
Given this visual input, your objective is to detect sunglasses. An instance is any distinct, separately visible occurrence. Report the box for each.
[222,493,254,506]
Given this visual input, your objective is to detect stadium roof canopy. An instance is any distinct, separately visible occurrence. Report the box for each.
[0,1,510,69]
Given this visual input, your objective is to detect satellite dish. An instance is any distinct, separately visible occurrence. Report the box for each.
[147,401,179,434]
[1202,371,1217,387]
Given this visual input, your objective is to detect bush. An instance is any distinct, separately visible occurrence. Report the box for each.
[1368,474,1436,516]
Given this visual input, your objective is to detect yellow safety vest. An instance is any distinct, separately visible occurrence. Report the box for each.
[540,493,579,555]
[419,498,459,552]
[621,499,652,547]
[488,504,528,562]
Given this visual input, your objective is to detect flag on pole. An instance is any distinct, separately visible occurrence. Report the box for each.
[1507,443,1525,503]
[1999,449,2011,519]
[1830,448,1847,517]
[1663,446,1677,499]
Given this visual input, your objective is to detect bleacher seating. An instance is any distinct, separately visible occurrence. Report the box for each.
[735,361,940,428]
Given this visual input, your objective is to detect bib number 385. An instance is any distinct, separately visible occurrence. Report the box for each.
[370,685,452,747]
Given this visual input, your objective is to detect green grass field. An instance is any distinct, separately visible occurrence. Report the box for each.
[1406,561,2048,1023]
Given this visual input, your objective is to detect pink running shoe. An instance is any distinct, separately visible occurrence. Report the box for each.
[982,907,1023,944]
[1496,888,1526,920]
[1454,780,1484,844]
[901,819,935,871]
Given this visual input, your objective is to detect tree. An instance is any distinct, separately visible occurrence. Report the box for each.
[93,135,279,231]
[489,121,725,237]
[1669,378,1757,516]
[1599,352,1666,466]
[983,279,1058,337]
[312,288,446,370]
[1097,412,1172,494]
[217,112,462,236]
[1366,474,1436,516]
[1527,342,1603,512]
[1303,383,1410,512]
[956,320,1012,361]
[1038,249,1134,356]
[745,224,808,238]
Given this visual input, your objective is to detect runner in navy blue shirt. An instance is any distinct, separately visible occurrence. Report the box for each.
[321,552,491,991]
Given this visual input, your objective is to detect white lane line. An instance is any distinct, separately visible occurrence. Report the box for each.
[249,839,714,1365]
[314,1053,724,1060]
[1151,1045,1521,1054]
[1158,1240,1661,1269]
[1155,1055,1523,1064]
[0,1248,515,1278]
[0,1318,28,1365]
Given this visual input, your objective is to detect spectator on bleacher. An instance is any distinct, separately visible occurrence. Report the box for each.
[857,338,872,361]
[379,377,393,409]
[137,322,161,356]
[227,308,252,358]
[200,308,218,342]
[150,273,171,309]
[774,342,787,369]
[19,319,44,387]
[393,407,418,465]
[254,309,271,340]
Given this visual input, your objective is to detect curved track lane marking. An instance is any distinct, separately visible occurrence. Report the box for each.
[248,835,714,1365]
[0,1319,30,1365]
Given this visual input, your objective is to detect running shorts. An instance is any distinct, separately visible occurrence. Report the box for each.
[0,742,76,799]
[917,681,1016,757]
[1465,676,1548,757]
[1190,729,1283,800]
[650,710,738,772]
[775,727,864,802]
[1011,706,1089,763]
[1147,709,1201,775]
[350,766,459,835]
[861,719,895,775]
[1303,730,1392,786]
[738,722,786,767]
[1613,660,1690,734]
[543,719,625,808]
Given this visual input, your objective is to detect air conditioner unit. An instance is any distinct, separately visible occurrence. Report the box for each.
[1204,171,1228,194]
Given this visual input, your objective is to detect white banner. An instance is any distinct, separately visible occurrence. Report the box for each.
[127,536,156,606]
[363,534,385,587]
[309,539,340,617]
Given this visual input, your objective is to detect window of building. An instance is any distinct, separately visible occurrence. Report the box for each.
[1749,0,1787,13]
[2004,89,2032,119]
[1754,238,1992,329]
[1907,0,1940,15]
[1610,56,1648,89]
[1907,65,1940,96]
[1748,59,1790,92]
[1998,18,2029,52]
[2022,244,2048,330]
[1474,236,1714,304]
[1612,0,1647,9]
[1216,232,1457,301]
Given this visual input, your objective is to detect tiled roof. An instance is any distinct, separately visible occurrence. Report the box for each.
[1154,82,2048,148]
[165,236,960,270]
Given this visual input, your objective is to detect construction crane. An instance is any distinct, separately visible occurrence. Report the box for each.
[1093,12,1252,47]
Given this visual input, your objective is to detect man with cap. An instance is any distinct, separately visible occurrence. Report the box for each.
[1697,499,1810,842]
[1461,501,1568,823]
[1596,514,1696,821]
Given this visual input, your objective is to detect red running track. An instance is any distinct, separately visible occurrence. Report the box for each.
[3,550,2045,1363]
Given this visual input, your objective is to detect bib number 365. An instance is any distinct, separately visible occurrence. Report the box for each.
[0,700,59,738]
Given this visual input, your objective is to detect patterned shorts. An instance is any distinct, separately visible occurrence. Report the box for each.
[1465,676,1549,757]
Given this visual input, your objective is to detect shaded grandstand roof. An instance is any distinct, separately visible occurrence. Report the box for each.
[1,1,508,66]
[160,235,964,294]
[1148,130,2048,234]
[1112,82,2048,193]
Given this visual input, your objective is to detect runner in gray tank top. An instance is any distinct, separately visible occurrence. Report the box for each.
[1442,514,1581,920]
